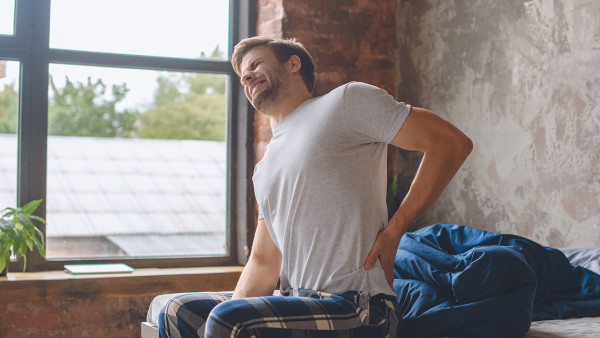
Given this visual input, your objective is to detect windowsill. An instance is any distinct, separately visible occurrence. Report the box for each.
[0,265,243,281]
[0,266,244,303]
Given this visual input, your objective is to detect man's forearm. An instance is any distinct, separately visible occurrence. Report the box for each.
[232,256,280,299]
[388,135,473,235]
[232,218,281,299]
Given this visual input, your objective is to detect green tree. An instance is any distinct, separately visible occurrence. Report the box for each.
[199,45,225,60]
[48,76,138,137]
[0,83,19,134]
[140,71,227,141]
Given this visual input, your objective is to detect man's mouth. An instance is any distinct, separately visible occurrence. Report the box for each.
[251,79,267,97]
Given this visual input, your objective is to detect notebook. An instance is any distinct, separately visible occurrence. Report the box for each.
[64,263,134,274]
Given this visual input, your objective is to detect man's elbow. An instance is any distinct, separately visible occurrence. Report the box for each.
[248,249,282,273]
[455,133,473,163]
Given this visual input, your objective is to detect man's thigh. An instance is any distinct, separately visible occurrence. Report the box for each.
[158,292,233,338]
[205,295,369,337]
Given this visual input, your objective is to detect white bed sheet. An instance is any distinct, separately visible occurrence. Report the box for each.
[526,316,600,337]
[561,247,600,274]
[523,247,600,337]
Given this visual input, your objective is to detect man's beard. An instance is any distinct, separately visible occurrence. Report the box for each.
[252,66,286,114]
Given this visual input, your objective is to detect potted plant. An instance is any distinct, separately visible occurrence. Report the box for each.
[0,199,46,276]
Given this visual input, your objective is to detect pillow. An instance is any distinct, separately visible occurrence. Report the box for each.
[560,247,600,275]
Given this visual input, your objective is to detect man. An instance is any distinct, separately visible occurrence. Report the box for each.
[158,37,472,337]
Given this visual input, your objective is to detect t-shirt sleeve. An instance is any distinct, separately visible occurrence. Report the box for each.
[258,205,264,221]
[253,165,265,221]
[341,82,411,144]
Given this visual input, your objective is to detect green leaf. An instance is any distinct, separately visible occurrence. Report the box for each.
[32,236,46,258]
[18,241,27,255]
[38,245,45,258]
[2,207,17,218]
[17,213,35,228]
[0,219,12,231]
[21,199,42,215]
[29,215,46,224]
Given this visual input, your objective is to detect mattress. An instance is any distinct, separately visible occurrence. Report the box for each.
[524,247,600,337]
[526,317,600,337]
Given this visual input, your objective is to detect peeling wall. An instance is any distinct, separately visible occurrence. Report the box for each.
[396,0,600,247]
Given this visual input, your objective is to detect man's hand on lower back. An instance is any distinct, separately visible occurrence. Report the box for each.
[364,227,404,288]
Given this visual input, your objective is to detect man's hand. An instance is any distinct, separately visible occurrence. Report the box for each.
[364,227,404,288]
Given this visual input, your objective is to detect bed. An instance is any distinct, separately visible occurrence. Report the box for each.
[142,227,600,337]
[524,247,600,338]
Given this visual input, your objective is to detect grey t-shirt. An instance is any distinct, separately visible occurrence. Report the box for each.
[253,82,411,296]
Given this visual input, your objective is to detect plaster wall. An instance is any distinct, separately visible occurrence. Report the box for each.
[397,0,600,247]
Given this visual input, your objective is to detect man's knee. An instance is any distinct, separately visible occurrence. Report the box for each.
[159,293,226,337]
[205,299,259,337]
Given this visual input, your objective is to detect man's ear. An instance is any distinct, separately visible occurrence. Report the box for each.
[288,55,302,73]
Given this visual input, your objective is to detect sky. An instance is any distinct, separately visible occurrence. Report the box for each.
[1,0,230,110]
[0,0,15,35]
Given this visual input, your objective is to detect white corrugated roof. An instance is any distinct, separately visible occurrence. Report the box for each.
[0,134,226,238]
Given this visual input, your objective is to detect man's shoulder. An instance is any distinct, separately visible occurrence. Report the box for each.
[319,82,380,100]
[342,81,384,95]
[310,82,388,113]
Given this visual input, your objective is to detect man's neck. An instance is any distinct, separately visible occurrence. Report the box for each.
[263,85,312,128]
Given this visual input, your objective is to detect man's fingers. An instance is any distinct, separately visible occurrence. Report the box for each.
[385,270,394,288]
[364,250,378,269]
[364,240,381,269]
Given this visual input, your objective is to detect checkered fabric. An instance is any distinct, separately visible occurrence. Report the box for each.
[158,288,399,338]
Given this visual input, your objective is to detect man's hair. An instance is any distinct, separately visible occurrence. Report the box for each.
[232,37,316,93]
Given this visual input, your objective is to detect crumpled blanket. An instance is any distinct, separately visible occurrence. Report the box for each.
[393,224,600,338]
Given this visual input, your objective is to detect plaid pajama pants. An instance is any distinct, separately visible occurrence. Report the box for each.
[158,288,400,338]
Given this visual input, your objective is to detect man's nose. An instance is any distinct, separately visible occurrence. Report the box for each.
[241,72,254,86]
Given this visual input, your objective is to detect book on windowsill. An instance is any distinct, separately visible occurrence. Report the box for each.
[64,263,134,274]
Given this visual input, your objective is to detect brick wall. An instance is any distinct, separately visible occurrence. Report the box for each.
[281,0,397,96]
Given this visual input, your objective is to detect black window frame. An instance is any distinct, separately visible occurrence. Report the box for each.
[2,0,256,272]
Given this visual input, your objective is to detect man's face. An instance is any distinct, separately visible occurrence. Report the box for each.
[240,46,288,112]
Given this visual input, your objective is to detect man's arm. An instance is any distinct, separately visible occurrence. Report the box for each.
[232,218,282,299]
[364,106,473,287]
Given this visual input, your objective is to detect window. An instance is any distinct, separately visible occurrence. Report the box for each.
[2,0,254,271]
[49,0,229,60]
[0,0,15,36]
[0,60,19,209]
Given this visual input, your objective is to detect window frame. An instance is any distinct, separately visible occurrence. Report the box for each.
[3,0,256,271]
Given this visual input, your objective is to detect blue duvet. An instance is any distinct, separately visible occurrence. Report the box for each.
[393,224,600,337]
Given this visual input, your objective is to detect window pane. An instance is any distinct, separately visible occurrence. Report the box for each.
[46,64,228,259]
[0,0,15,36]
[0,60,19,209]
[50,0,229,60]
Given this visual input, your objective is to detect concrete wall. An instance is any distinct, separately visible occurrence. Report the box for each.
[396,0,600,247]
